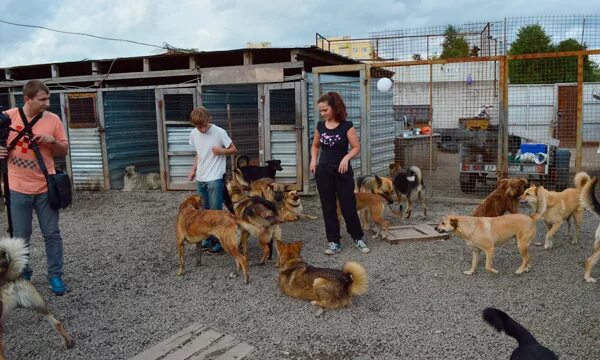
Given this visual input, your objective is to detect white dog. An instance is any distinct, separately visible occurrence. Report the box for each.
[122,165,161,191]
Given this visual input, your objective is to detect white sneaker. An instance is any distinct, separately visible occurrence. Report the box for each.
[324,242,342,255]
[355,239,370,254]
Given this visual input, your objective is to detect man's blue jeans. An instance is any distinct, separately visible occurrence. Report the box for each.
[196,179,224,245]
[9,190,64,279]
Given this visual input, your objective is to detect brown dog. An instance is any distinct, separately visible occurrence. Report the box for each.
[520,172,589,249]
[337,192,390,239]
[580,177,600,283]
[355,175,396,205]
[435,214,538,275]
[226,179,282,264]
[175,195,261,283]
[473,178,528,217]
[275,240,367,310]
[279,190,318,222]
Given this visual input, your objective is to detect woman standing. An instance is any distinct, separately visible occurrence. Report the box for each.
[310,92,369,255]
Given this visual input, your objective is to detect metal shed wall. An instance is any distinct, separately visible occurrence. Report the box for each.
[103,90,159,189]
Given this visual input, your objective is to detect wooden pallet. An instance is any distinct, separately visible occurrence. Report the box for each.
[384,224,449,244]
[130,322,254,360]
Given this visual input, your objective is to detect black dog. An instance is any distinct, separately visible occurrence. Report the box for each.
[390,165,427,219]
[483,308,558,360]
[236,155,283,183]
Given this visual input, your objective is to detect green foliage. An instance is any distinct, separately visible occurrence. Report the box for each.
[440,25,470,59]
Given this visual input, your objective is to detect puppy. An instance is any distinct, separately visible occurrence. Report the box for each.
[580,177,600,283]
[226,179,282,264]
[236,155,283,183]
[473,178,528,217]
[337,193,390,240]
[279,190,318,222]
[275,240,367,310]
[122,165,160,191]
[355,175,395,205]
[0,238,74,358]
[389,163,427,219]
[175,195,261,283]
[483,308,557,359]
[435,214,538,275]
[520,172,589,249]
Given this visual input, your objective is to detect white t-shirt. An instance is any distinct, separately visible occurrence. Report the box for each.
[189,124,232,182]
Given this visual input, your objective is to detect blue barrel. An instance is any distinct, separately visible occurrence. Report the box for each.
[554,149,571,190]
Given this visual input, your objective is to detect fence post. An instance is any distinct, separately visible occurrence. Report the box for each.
[498,57,509,180]
[359,64,371,176]
[575,55,584,172]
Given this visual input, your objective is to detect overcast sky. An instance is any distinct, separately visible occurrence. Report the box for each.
[0,0,599,68]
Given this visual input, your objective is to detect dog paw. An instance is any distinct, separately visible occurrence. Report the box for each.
[228,272,239,279]
[486,268,499,274]
[544,244,553,250]
[65,338,75,349]
[585,276,597,283]
[533,241,543,246]
[463,270,475,275]
[176,269,184,276]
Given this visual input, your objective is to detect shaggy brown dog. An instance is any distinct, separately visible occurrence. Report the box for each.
[473,178,528,217]
[337,192,390,240]
[175,195,261,283]
[275,240,367,310]
[355,175,395,205]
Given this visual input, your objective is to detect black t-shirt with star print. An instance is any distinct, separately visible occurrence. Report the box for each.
[317,120,354,167]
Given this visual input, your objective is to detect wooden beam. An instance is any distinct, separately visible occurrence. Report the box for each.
[296,49,359,66]
[5,69,11,80]
[189,56,197,69]
[312,64,364,74]
[290,49,299,62]
[51,64,60,78]
[575,55,584,172]
[143,58,150,72]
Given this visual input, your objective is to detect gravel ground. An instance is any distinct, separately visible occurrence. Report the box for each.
[3,190,600,360]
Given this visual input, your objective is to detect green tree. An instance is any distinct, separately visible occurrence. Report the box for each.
[440,25,470,59]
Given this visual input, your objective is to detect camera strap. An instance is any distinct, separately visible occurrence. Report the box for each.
[16,107,50,179]
[7,108,44,151]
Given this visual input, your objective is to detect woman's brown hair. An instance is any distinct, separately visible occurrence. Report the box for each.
[317,92,347,122]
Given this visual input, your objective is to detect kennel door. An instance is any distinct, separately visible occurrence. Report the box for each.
[264,82,303,186]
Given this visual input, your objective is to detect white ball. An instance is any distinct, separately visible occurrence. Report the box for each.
[377,77,393,92]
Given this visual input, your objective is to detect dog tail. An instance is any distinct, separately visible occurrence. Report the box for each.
[0,237,29,281]
[236,218,263,238]
[581,177,600,217]
[574,171,591,190]
[236,155,250,169]
[222,173,235,214]
[482,308,539,347]
[409,166,423,186]
[343,261,368,296]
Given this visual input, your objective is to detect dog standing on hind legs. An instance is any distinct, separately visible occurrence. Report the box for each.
[0,238,74,359]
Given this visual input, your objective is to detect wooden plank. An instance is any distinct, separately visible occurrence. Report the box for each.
[162,330,223,360]
[188,335,239,360]
[213,342,255,360]
[385,224,448,245]
[130,323,207,360]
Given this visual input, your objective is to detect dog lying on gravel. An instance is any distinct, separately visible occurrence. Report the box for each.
[275,240,367,310]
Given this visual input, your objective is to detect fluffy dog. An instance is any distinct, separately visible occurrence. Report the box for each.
[473,178,528,217]
[580,177,600,282]
[0,238,74,358]
[226,179,281,264]
[483,308,557,359]
[355,175,395,205]
[435,214,538,275]
[337,193,390,240]
[520,172,589,249]
[122,165,161,191]
[175,195,261,283]
[389,162,427,219]
[236,155,283,183]
[275,240,367,310]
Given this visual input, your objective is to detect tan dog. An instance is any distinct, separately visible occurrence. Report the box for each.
[435,214,538,275]
[275,240,367,310]
[580,177,600,282]
[122,165,161,191]
[226,179,282,265]
[175,195,261,283]
[355,175,396,205]
[0,238,74,358]
[232,169,288,206]
[473,178,528,217]
[337,193,390,239]
[279,190,318,222]
[520,172,589,249]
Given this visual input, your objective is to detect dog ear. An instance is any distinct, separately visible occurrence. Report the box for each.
[233,169,249,187]
[498,178,509,188]
[450,217,458,229]
[536,186,548,215]
[375,175,382,187]
[292,241,303,253]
